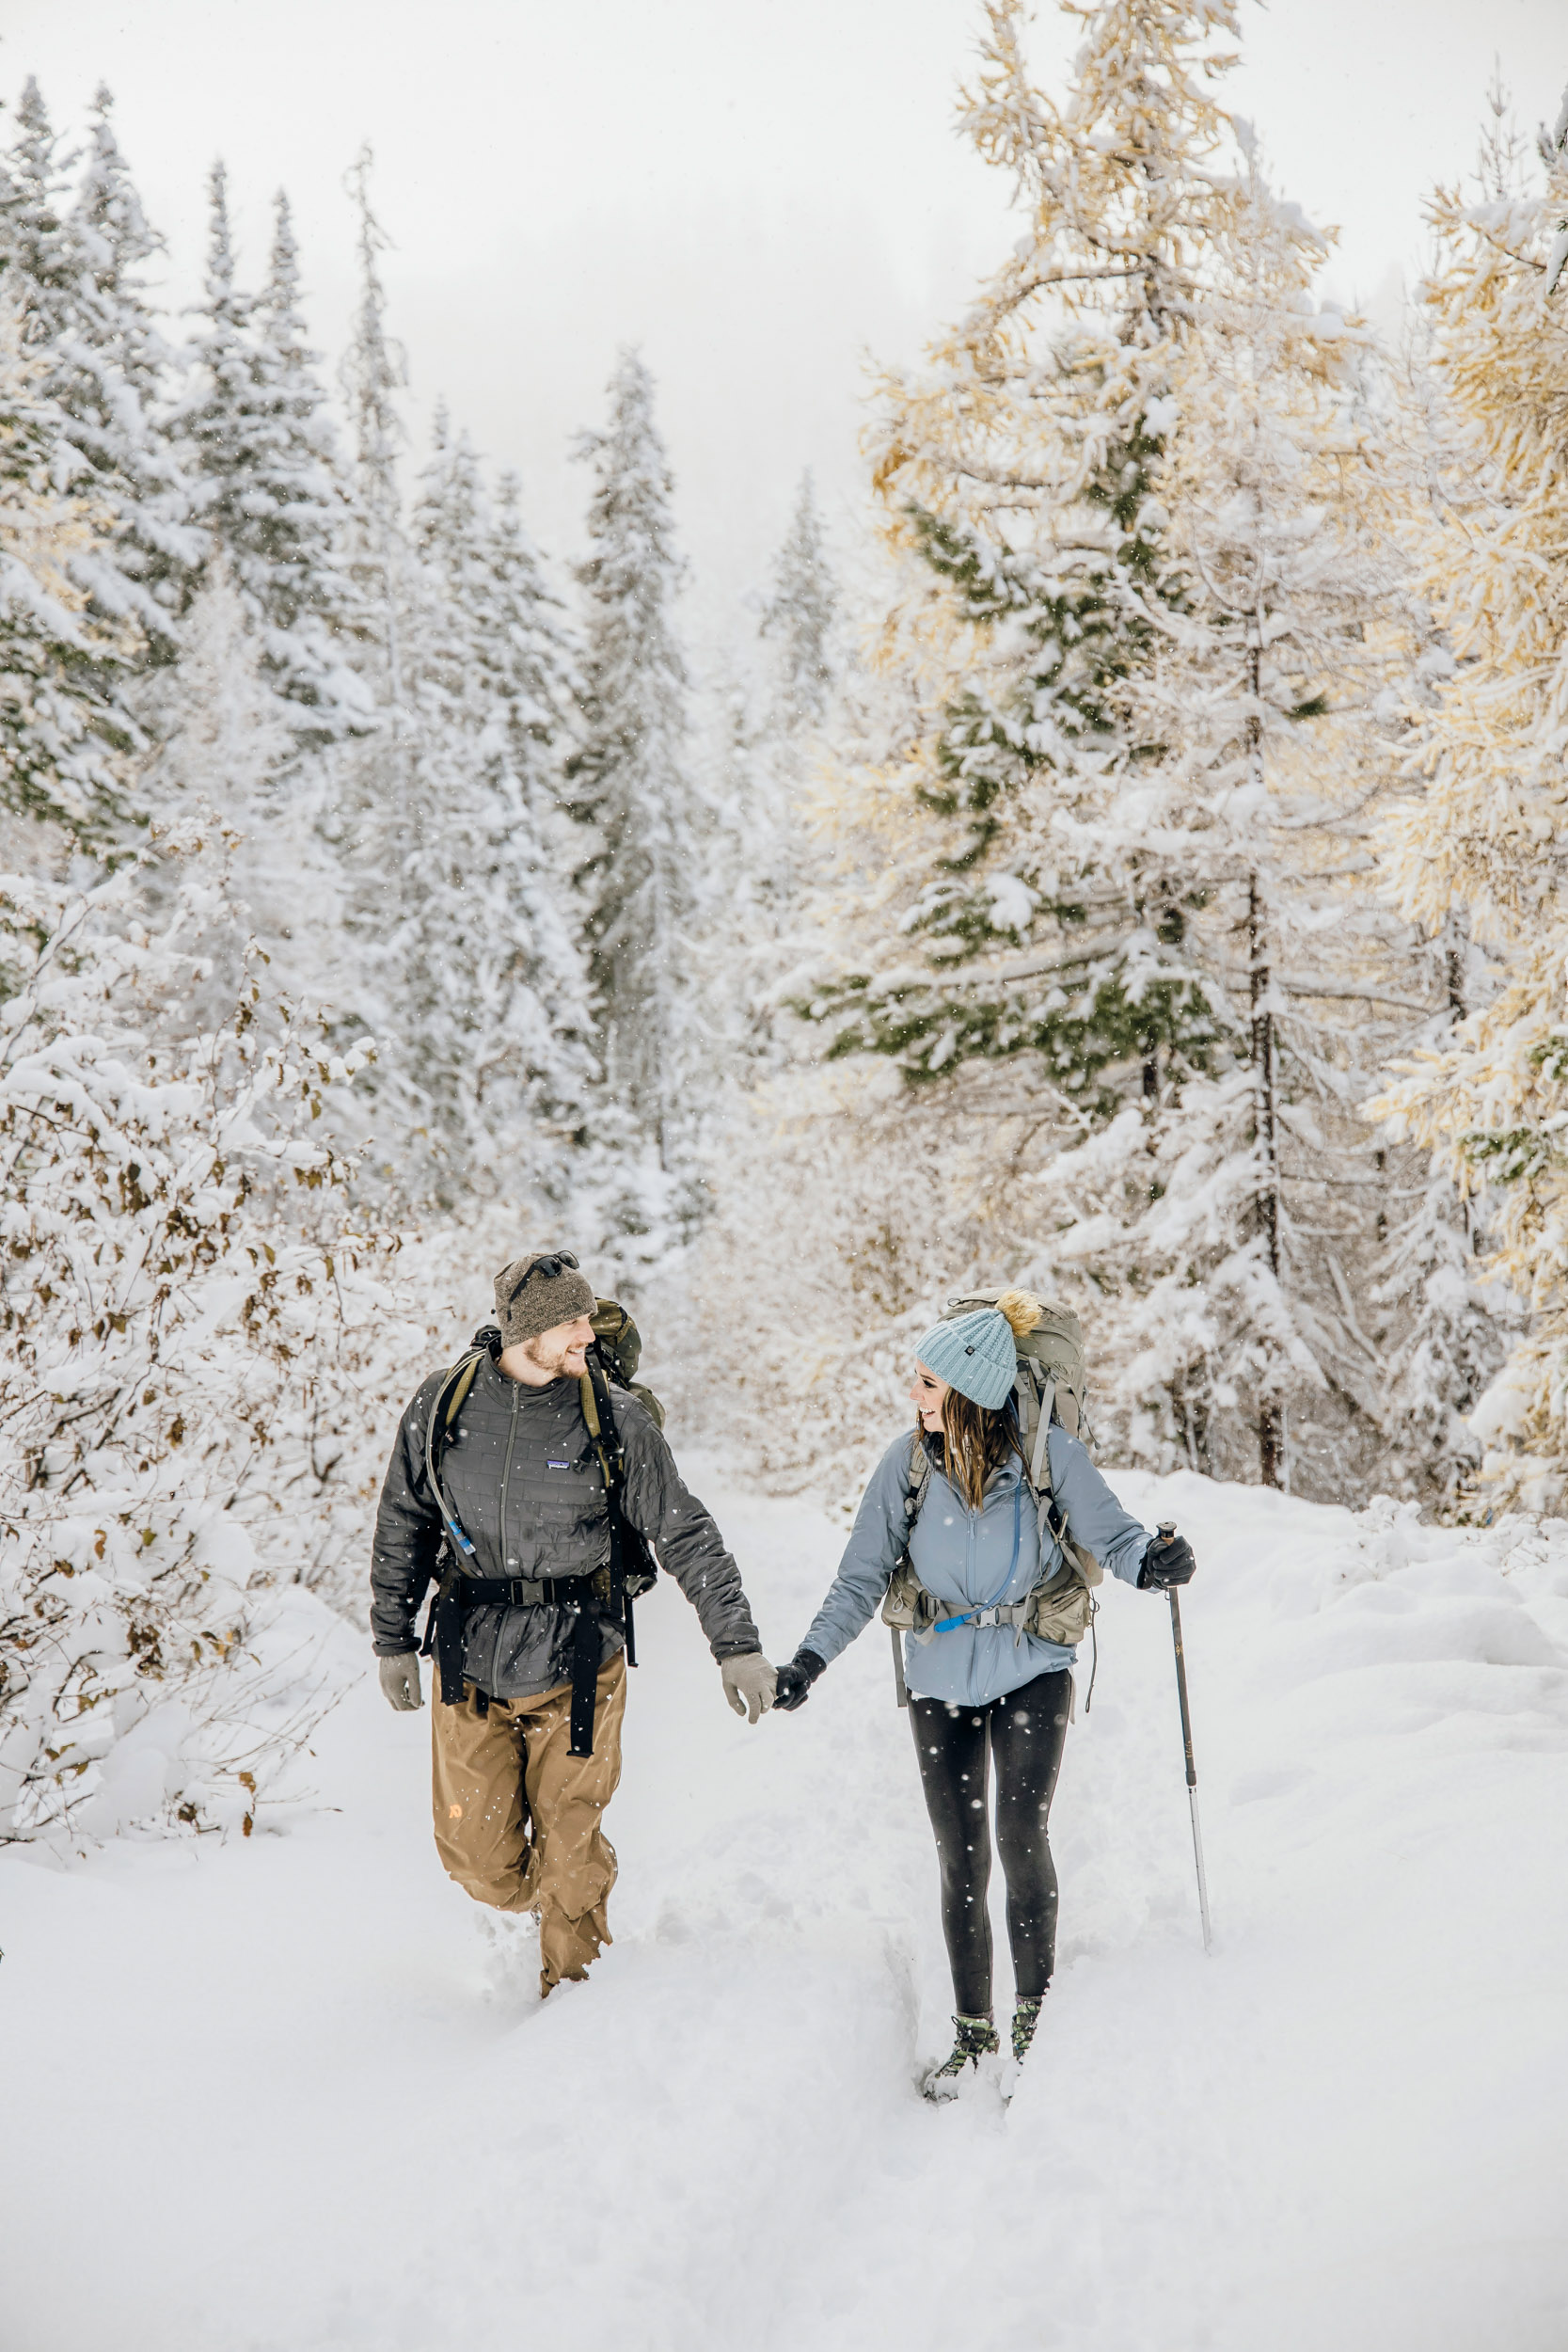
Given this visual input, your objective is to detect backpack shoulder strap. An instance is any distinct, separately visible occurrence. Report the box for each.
[888,1433,932,1712]
[445,1352,483,1430]
[1022,1376,1100,1581]
[579,1357,625,1499]
[423,1349,486,1559]
[579,1353,657,1662]
[1030,1377,1057,1497]
[904,1431,931,1536]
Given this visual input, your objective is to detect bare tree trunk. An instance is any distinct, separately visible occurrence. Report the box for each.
[1444,910,1467,1023]
[1142,882,1171,1115]
[1443,910,1473,1253]
[1246,643,1282,1486]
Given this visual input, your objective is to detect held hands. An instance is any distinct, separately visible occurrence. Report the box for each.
[1139,1524,1196,1590]
[378,1652,423,1710]
[773,1649,825,1711]
[721,1651,778,1724]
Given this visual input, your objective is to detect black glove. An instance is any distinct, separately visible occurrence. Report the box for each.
[773,1648,826,1711]
[1139,1531,1196,1589]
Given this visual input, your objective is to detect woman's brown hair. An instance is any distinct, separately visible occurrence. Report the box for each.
[937,1388,1023,1512]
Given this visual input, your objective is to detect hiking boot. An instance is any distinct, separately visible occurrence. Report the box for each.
[922,2012,1000,2101]
[1011,1994,1045,2066]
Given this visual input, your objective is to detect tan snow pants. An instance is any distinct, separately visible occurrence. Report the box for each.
[431,1656,626,1993]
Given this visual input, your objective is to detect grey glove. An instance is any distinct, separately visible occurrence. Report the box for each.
[721,1651,777,1724]
[378,1652,423,1710]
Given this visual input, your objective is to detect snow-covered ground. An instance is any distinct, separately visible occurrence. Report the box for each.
[5,1456,1568,2352]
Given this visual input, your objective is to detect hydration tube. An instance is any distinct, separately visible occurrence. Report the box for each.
[932,1477,1023,1632]
[424,1359,480,1560]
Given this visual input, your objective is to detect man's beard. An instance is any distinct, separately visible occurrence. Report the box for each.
[523,1332,586,1381]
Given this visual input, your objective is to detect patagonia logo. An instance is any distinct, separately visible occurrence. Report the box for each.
[546,1459,571,1470]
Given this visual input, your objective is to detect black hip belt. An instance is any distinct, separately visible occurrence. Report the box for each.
[441,1568,606,1611]
[421,1564,626,1758]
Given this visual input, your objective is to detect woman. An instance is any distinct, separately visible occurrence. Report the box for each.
[773,1291,1196,2096]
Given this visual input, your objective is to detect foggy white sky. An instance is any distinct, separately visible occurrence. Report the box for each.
[5,0,1565,637]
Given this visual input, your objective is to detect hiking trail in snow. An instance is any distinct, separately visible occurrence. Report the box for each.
[5,1457,1568,2352]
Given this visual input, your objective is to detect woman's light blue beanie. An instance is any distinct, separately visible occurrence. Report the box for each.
[914,1306,1018,1410]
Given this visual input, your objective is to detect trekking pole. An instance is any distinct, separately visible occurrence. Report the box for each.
[1158,1521,1212,1956]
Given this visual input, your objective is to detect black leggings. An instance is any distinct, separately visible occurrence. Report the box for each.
[909,1668,1072,2016]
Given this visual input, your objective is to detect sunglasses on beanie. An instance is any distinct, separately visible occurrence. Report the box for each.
[505,1252,580,1306]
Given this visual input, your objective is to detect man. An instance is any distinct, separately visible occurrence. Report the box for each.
[372,1249,777,1994]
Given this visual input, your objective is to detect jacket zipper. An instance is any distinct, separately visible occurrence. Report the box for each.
[964,1468,1020,1606]
[491,1381,521,1692]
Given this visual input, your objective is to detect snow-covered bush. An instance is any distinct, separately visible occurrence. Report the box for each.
[0,848,422,1843]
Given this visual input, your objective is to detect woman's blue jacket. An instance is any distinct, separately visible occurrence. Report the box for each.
[799,1425,1152,1708]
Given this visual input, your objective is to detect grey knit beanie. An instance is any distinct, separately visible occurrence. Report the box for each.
[914,1305,1019,1410]
[494,1251,596,1346]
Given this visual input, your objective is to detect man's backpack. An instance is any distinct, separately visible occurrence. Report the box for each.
[587,1298,665,1430]
[880,1289,1102,1706]
[578,1299,662,1618]
[421,1295,665,1645]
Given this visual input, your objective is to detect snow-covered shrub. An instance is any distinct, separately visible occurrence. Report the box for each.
[0,849,420,1843]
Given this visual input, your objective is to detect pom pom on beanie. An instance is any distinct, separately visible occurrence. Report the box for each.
[994,1289,1043,1340]
[915,1289,1041,1411]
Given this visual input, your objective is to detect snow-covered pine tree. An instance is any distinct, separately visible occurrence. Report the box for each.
[373,410,594,1204]
[803,2,1421,1495]
[0,290,135,844]
[0,79,192,676]
[339,149,411,762]
[486,468,579,801]
[0,81,171,847]
[357,404,474,1198]
[1044,129,1422,1493]
[800,0,1244,1457]
[474,467,597,1159]
[173,165,251,549]
[813,0,1241,1111]
[762,470,836,739]
[567,348,701,1175]
[0,83,77,339]
[64,86,195,663]
[322,150,426,1190]
[1372,83,1568,1507]
[334,150,417,903]
[749,469,837,942]
[248,189,365,744]
[691,478,840,1108]
[134,557,355,1025]
[178,167,361,761]
[1344,88,1538,1503]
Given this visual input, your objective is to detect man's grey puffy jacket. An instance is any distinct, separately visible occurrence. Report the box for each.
[371,1350,761,1701]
